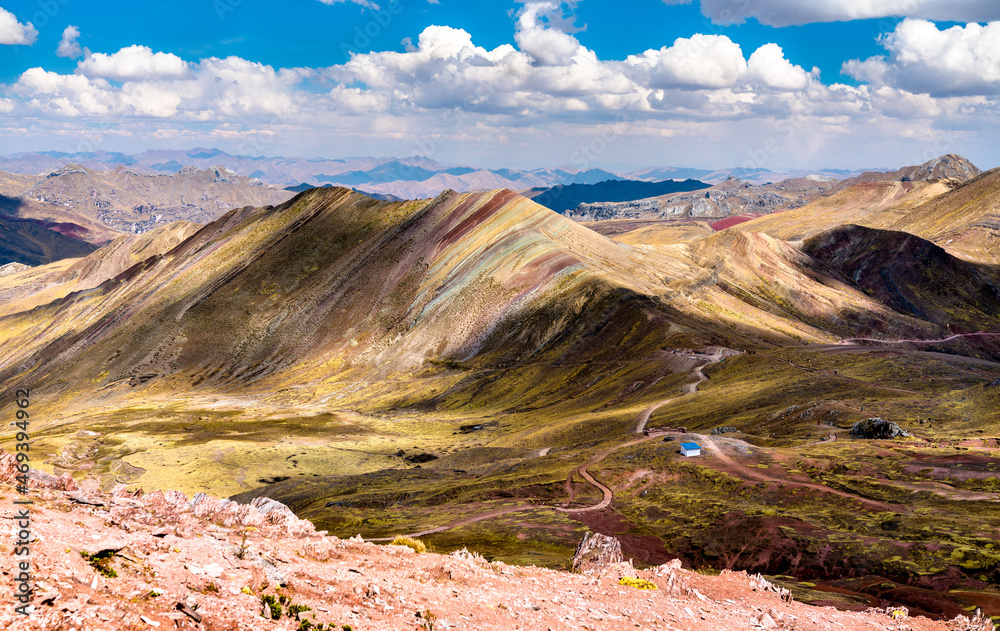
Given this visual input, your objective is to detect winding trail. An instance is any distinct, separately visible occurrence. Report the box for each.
[368,504,537,542]
[373,348,735,538]
[365,330,1000,545]
[558,437,654,513]
[634,349,724,434]
[561,349,731,512]
[802,432,837,447]
[633,399,673,435]
[699,437,903,512]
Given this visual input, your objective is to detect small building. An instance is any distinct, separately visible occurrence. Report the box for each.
[679,442,701,457]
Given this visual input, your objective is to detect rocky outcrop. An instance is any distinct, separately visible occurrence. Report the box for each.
[572,532,624,575]
[898,154,981,183]
[850,417,911,439]
[569,177,823,221]
[113,487,317,538]
[0,450,78,491]
[834,155,981,189]
[13,163,293,236]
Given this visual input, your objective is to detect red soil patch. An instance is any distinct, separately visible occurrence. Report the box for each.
[903,454,1000,481]
[950,591,1000,618]
[570,508,674,567]
[711,211,786,231]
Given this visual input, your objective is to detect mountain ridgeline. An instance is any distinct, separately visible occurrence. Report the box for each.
[4,182,985,402]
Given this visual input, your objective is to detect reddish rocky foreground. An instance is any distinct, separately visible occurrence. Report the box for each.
[0,452,993,631]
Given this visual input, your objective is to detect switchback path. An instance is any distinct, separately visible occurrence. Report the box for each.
[562,348,733,512]
[558,436,656,513]
[375,348,735,538]
[635,349,726,434]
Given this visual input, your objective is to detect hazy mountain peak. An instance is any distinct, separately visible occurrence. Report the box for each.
[45,163,92,178]
[902,153,981,182]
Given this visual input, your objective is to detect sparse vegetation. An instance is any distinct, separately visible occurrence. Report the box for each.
[390,535,427,554]
[262,595,282,620]
[235,526,256,559]
[4,172,1000,620]
[416,609,438,630]
[81,550,118,578]
[619,576,658,590]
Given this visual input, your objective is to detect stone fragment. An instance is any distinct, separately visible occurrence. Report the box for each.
[571,532,623,576]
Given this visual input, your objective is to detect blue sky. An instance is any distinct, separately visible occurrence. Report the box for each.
[1,0,999,171]
[0,1,891,83]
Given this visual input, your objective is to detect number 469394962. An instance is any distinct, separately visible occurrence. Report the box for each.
[14,388,30,493]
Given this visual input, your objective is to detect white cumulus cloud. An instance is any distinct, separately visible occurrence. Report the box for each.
[844,20,1000,96]
[57,25,84,58]
[1,9,998,171]
[13,68,117,116]
[78,45,189,82]
[514,2,584,66]
[747,44,815,91]
[626,34,747,90]
[11,47,311,120]
[0,7,37,45]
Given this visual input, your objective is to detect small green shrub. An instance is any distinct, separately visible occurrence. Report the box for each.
[262,594,282,619]
[80,551,118,578]
[287,603,312,619]
[417,609,437,631]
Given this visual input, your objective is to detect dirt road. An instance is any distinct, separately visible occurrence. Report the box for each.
[635,349,726,434]
[700,436,902,512]
[558,436,658,513]
[842,332,1000,345]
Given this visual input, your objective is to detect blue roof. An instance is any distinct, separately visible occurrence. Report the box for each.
[680,442,701,449]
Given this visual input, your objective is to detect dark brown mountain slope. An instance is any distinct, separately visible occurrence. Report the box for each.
[803,225,1000,332]
[0,216,99,265]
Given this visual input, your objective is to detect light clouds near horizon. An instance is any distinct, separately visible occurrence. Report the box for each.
[0,0,997,172]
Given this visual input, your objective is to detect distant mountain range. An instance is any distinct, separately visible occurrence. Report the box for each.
[0,153,982,267]
[0,163,292,265]
[0,148,887,200]
[563,154,983,224]
[525,178,712,213]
